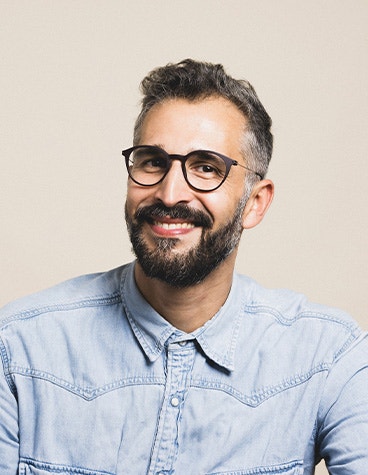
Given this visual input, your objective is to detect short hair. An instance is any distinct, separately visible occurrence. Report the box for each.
[133,59,273,179]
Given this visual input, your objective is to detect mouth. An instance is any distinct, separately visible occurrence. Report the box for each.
[153,219,195,230]
[149,216,197,237]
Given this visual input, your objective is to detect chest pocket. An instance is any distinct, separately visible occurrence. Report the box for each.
[19,460,303,475]
[18,461,114,475]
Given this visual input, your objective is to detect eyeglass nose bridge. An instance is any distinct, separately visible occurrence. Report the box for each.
[160,152,192,187]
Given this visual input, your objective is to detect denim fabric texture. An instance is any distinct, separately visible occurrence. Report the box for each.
[1,262,368,474]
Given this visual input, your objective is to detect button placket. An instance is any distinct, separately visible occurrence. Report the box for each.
[148,342,195,475]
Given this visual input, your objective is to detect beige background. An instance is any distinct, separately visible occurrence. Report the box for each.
[1,1,367,472]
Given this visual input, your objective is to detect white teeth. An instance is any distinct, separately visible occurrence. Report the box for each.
[154,221,195,230]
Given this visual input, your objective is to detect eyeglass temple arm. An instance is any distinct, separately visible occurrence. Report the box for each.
[233,161,263,179]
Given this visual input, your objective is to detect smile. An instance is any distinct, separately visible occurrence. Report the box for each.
[153,221,195,230]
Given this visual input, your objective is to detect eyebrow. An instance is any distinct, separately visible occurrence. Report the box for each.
[146,144,213,155]
[151,143,166,150]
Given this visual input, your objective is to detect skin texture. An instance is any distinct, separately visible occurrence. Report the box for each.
[125,97,274,332]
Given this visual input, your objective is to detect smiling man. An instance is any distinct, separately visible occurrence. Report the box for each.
[124,94,273,331]
[1,59,368,474]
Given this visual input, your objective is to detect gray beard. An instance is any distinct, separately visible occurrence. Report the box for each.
[125,195,247,288]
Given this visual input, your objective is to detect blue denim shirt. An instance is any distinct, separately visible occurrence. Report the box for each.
[1,262,368,475]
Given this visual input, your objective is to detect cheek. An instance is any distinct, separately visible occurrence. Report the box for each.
[203,186,245,224]
[126,184,153,212]
[125,191,143,223]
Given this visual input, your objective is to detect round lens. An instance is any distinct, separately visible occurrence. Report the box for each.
[129,147,168,185]
[185,151,227,191]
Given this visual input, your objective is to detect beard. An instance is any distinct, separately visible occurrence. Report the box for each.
[125,194,248,288]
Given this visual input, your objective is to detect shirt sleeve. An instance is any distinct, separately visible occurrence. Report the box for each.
[317,333,368,473]
[0,338,19,474]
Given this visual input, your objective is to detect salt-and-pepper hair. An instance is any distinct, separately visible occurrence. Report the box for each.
[133,59,273,184]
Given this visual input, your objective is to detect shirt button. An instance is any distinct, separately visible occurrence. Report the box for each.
[179,340,187,346]
[170,396,180,407]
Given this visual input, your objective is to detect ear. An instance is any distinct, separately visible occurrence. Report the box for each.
[242,179,274,229]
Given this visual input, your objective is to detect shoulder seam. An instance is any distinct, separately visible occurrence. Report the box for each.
[244,304,359,332]
[0,292,122,330]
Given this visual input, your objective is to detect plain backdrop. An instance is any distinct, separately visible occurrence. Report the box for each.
[1,2,367,473]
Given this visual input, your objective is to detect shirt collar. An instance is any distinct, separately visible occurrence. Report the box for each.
[121,261,245,372]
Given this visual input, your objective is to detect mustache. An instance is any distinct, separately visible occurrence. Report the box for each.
[134,203,213,228]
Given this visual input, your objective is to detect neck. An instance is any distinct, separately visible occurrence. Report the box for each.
[134,254,237,333]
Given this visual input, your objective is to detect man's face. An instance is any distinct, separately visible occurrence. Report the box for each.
[125,96,250,287]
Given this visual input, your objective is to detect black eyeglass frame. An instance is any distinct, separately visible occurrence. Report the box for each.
[122,145,263,192]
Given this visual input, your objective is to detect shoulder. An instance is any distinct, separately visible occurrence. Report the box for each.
[234,273,364,364]
[236,273,360,331]
[0,264,131,330]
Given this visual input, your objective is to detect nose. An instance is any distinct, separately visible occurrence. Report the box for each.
[153,161,193,207]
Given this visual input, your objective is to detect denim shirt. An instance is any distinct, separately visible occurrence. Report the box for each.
[0,262,368,475]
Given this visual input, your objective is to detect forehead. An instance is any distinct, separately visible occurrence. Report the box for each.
[139,96,247,156]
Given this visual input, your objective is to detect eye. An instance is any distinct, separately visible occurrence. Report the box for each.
[187,152,226,178]
[132,149,167,173]
[144,157,166,169]
[197,164,218,174]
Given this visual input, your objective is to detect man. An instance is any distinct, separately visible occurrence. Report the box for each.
[0,59,367,474]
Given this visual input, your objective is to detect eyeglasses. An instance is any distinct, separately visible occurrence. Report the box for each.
[122,145,263,192]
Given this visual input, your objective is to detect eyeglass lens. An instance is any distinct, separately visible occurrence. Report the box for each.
[127,146,228,191]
